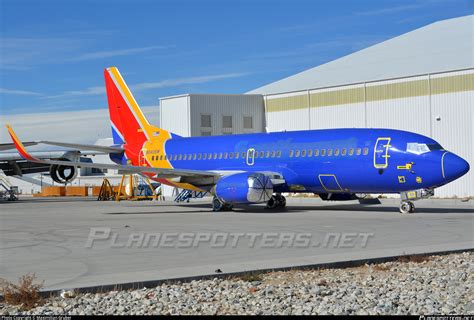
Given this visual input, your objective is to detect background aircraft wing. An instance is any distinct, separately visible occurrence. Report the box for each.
[0,141,38,151]
[36,141,123,153]
[7,125,220,179]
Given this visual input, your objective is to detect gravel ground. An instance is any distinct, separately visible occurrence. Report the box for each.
[1,252,472,315]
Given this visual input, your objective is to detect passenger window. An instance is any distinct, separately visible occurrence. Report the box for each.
[356,148,362,156]
[321,149,326,156]
[308,149,313,157]
[182,154,187,160]
[234,152,239,159]
[295,150,300,157]
[277,150,282,158]
[266,151,270,158]
[164,155,167,160]
[315,149,319,157]
[363,147,369,155]
[223,153,228,159]
[203,154,207,160]
[160,155,163,161]
[193,154,197,160]
[255,152,259,159]
[334,149,339,156]
[241,152,245,158]
[208,153,212,159]
[218,153,223,159]
[328,149,333,156]
[348,148,354,156]
[341,148,347,156]
[198,153,202,160]
[301,150,306,157]
[271,151,276,158]
[289,150,294,157]
[229,152,234,159]
[260,151,264,158]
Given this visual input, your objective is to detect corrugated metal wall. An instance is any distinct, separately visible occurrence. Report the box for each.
[189,94,264,136]
[430,70,473,197]
[159,95,190,136]
[263,68,474,197]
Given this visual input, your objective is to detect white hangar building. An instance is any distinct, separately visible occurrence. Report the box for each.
[159,15,473,198]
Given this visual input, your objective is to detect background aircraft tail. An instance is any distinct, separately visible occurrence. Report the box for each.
[104,67,173,160]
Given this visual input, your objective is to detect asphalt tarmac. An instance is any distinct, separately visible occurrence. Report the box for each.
[0,196,472,291]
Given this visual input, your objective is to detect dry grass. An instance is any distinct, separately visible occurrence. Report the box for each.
[372,264,391,271]
[0,273,44,310]
[397,255,431,264]
[236,272,263,283]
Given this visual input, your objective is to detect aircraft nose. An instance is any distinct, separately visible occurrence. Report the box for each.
[442,152,470,182]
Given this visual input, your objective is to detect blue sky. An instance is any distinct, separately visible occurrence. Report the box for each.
[1,0,472,116]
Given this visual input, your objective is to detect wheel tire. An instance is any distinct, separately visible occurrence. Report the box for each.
[212,198,223,212]
[266,196,278,209]
[399,202,411,214]
[408,201,415,213]
[279,196,286,208]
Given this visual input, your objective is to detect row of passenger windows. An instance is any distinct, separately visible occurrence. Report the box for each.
[150,151,283,162]
[289,147,369,157]
[149,147,369,161]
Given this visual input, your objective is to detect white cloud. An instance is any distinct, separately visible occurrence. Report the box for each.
[0,88,43,96]
[44,72,249,99]
[1,106,158,145]
[132,72,249,90]
[43,86,105,99]
[69,46,167,62]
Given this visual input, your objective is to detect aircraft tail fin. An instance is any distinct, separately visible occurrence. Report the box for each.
[104,67,173,155]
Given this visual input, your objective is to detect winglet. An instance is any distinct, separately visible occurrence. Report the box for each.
[5,124,39,161]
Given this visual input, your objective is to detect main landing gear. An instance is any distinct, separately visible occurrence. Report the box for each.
[266,194,287,209]
[212,197,233,212]
[399,201,415,214]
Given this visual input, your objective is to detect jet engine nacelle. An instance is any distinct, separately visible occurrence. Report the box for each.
[50,161,77,184]
[215,172,273,204]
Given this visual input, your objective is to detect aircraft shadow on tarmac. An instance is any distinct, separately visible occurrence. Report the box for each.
[102,202,474,215]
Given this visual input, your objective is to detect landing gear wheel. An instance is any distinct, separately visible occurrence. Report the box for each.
[279,195,286,208]
[266,196,278,209]
[223,203,233,211]
[399,201,414,214]
[408,201,415,213]
[212,197,224,212]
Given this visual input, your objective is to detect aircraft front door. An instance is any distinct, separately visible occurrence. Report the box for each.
[374,137,391,169]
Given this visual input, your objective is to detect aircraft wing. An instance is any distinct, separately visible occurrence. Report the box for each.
[0,141,38,151]
[6,125,220,179]
[36,141,123,153]
[0,140,122,153]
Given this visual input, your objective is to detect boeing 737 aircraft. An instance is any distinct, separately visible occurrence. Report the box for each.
[6,67,470,213]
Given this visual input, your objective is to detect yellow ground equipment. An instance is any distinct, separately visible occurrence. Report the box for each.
[115,174,159,201]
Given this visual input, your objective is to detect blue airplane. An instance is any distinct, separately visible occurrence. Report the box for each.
[6,67,470,214]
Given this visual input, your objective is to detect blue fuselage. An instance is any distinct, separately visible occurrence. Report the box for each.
[136,128,470,194]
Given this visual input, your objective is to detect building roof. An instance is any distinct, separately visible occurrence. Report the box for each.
[249,15,474,95]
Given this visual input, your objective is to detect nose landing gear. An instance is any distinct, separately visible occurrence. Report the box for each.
[399,188,434,214]
[399,201,415,214]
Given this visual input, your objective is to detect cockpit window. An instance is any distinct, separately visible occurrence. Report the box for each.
[406,143,430,154]
[427,143,444,151]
